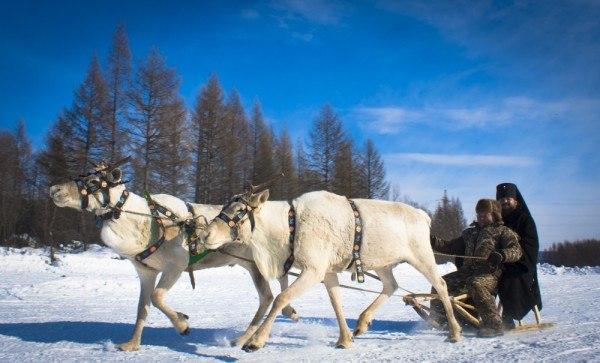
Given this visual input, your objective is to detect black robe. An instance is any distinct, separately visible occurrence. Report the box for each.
[498,207,543,320]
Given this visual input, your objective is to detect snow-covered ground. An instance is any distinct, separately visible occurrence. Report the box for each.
[1,246,599,362]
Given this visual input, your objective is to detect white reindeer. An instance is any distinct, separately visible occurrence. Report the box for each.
[202,189,462,351]
[49,161,298,351]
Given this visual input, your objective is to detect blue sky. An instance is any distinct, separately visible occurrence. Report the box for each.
[1,1,599,246]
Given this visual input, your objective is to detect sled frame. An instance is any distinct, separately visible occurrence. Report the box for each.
[402,293,554,332]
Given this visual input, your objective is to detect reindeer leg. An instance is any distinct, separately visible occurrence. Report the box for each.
[278,274,299,321]
[243,268,322,352]
[408,254,462,342]
[117,264,158,351]
[354,267,398,336]
[231,263,274,347]
[323,273,353,348]
[151,266,190,335]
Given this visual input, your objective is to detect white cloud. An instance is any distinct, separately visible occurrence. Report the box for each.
[355,106,423,133]
[354,96,600,134]
[441,107,511,127]
[385,152,537,167]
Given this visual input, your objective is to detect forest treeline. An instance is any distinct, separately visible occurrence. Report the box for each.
[541,239,600,267]
[0,25,468,248]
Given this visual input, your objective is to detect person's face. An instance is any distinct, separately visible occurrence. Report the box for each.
[477,211,494,226]
[499,197,518,212]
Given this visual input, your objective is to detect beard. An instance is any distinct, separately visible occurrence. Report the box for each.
[501,203,516,215]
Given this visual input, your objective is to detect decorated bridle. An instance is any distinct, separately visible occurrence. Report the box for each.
[215,194,257,240]
[71,156,131,213]
[214,174,283,240]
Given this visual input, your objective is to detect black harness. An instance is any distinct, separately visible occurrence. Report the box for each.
[73,175,110,210]
[96,189,130,226]
[184,202,201,255]
[282,199,364,283]
[72,170,127,211]
[347,199,365,283]
[215,196,257,240]
[283,201,296,275]
[135,195,204,268]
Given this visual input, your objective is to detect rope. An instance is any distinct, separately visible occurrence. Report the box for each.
[216,248,411,297]
[433,252,487,261]
[103,208,208,223]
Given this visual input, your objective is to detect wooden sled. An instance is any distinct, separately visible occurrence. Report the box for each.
[402,293,554,333]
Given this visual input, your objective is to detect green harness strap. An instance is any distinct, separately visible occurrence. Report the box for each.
[188,249,212,266]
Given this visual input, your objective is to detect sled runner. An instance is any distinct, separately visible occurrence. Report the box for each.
[402,292,554,333]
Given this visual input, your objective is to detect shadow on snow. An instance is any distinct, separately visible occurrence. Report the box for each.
[0,317,436,359]
[0,321,238,361]
[276,316,429,336]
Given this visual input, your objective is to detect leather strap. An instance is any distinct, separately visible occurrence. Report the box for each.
[282,200,296,275]
[348,199,365,283]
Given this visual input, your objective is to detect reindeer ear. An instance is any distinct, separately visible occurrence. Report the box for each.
[248,189,270,208]
[109,168,122,182]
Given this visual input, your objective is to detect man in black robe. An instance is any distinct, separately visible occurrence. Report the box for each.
[496,183,543,328]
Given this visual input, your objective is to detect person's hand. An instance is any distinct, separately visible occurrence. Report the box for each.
[487,251,505,269]
[430,234,439,250]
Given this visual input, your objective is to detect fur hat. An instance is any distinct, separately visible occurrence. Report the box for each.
[476,199,503,223]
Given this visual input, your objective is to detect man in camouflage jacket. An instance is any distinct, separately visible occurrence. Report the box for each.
[430,199,522,337]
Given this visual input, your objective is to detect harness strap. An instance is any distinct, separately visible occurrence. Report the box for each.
[96,189,130,223]
[215,198,256,240]
[282,200,296,275]
[74,179,90,209]
[347,199,365,283]
[185,202,201,256]
[134,194,179,266]
[74,173,121,210]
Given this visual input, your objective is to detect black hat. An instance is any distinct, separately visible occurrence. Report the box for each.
[496,182,531,217]
[496,183,518,200]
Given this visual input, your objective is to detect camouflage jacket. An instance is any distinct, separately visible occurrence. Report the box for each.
[431,222,522,275]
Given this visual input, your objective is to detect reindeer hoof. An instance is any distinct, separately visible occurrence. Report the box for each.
[353,319,371,336]
[282,306,299,322]
[335,340,352,349]
[180,327,190,336]
[445,334,462,343]
[117,341,140,351]
[242,343,261,352]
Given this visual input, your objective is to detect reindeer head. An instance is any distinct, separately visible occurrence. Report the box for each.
[49,157,129,212]
[201,175,281,250]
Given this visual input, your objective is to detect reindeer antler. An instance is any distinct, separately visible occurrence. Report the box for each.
[249,172,285,194]
[107,156,132,171]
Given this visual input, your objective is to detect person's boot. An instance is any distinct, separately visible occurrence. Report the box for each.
[477,326,504,338]
[477,318,504,338]
[502,314,516,330]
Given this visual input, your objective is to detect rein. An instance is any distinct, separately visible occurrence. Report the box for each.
[433,252,487,261]
[216,248,411,297]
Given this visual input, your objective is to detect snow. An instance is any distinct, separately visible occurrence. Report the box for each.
[1,246,599,362]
